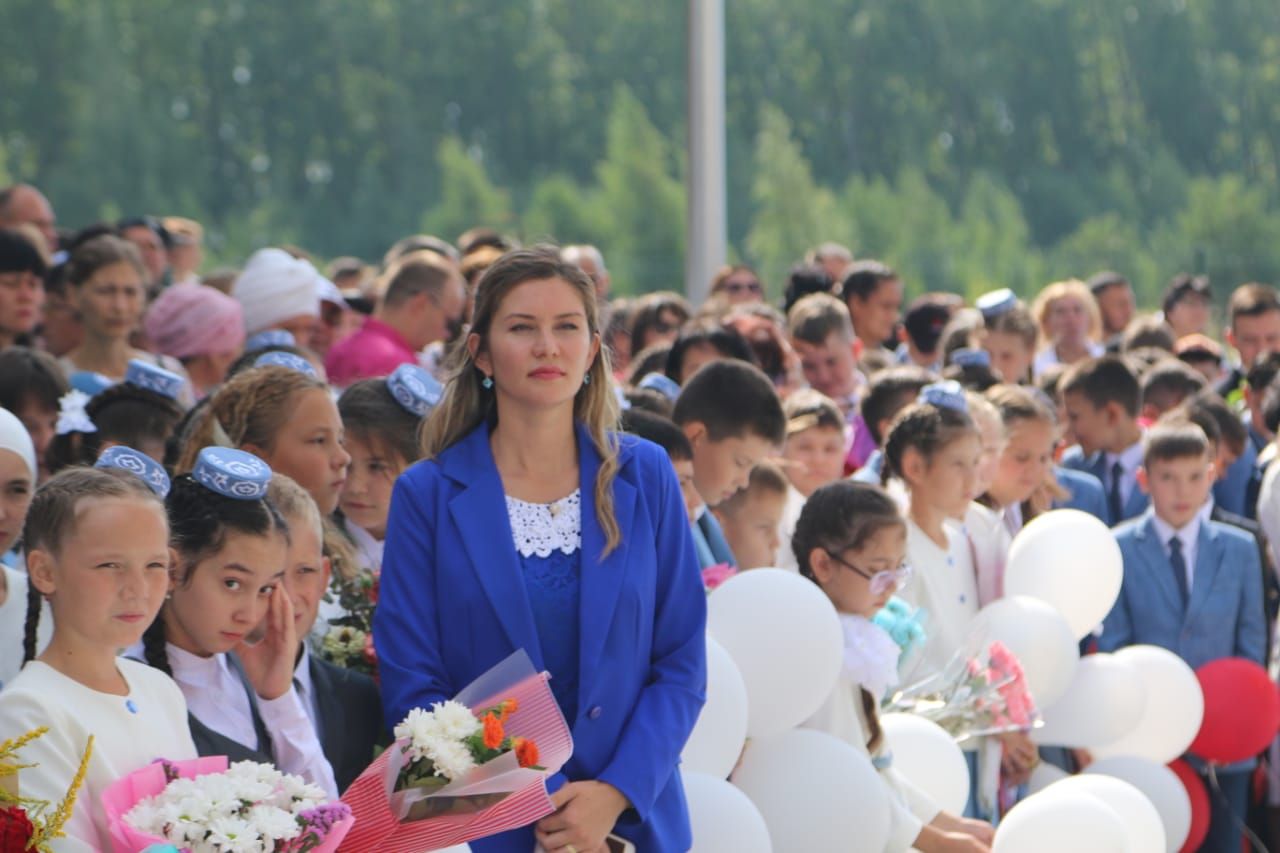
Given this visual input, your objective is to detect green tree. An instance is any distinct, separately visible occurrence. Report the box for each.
[522,174,602,247]
[421,137,514,243]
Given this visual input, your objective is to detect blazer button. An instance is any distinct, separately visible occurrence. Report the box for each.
[588,705,603,720]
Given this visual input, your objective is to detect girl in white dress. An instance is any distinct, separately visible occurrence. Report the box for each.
[799,480,993,852]
[959,392,1010,608]
[981,386,1059,551]
[0,462,197,852]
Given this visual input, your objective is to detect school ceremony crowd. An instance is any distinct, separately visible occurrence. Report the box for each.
[1,177,1279,853]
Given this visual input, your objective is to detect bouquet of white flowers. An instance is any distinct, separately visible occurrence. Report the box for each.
[102,758,353,853]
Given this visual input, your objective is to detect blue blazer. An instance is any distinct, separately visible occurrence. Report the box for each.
[1098,512,1266,669]
[375,421,708,853]
[692,510,736,569]
[1060,447,1149,525]
[1052,465,1108,522]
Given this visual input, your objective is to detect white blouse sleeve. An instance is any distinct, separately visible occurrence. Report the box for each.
[256,688,339,799]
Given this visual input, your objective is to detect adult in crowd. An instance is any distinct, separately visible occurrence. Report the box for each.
[561,244,611,300]
[162,216,204,286]
[840,259,903,355]
[0,227,47,350]
[118,215,170,292]
[232,247,328,345]
[143,282,245,399]
[1088,270,1136,349]
[0,184,57,253]
[1162,273,1213,340]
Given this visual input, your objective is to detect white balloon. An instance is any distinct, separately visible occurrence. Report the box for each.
[1027,761,1069,795]
[973,595,1079,708]
[682,771,772,853]
[1091,645,1205,765]
[708,569,844,737]
[879,713,970,815]
[681,637,750,777]
[1004,509,1123,639]
[1085,756,1191,853]
[732,728,889,853]
[1051,775,1166,853]
[1032,654,1145,748]
[993,789,1127,853]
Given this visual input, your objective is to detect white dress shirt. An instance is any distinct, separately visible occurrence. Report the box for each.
[167,643,339,799]
[1151,514,1201,591]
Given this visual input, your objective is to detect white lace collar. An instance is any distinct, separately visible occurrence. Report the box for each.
[840,614,901,702]
[505,489,582,558]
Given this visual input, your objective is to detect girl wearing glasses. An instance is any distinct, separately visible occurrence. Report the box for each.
[798,481,993,853]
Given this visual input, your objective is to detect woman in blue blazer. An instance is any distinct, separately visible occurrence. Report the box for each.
[375,248,707,853]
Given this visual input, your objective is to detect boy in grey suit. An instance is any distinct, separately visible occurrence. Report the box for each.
[1100,421,1265,852]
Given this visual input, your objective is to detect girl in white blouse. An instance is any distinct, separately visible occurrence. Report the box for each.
[0,463,197,851]
[137,447,338,798]
[799,480,993,852]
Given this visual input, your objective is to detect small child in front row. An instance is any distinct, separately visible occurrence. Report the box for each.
[712,461,788,570]
[774,390,848,570]
[798,480,994,853]
[0,460,197,851]
[138,447,339,799]
[1099,421,1265,852]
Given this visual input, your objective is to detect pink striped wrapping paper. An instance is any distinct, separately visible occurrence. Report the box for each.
[339,652,573,852]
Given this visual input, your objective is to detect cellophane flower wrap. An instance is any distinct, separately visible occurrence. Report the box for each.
[339,649,572,852]
[885,640,1041,741]
[101,757,354,853]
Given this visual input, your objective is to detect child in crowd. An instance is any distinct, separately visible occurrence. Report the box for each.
[664,323,756,386]
[0,408,49,684]
[1059,356,1148,524]
[1030,280,1104,377]
[1099,421,1264,851]
[47,358,185,472]
[176,363,351,516]
[1137,358,1205,424]
[959,391,1010,607]
[1160,274,1213,340]
[896,294,954,371]
[139,447,339,798]
[982,385,1058,542]
[270,473,384,793]
[0,346,69,481]
[840,260,903,356]
[711,461,788,571]
[798,481,994,852]
[787,292,865,423]
[974,289,1038,385]
[852,366,935,484]
[0,464,197,851]
[337,364,439,573]
[776,390,848,569]
[619,409,702,528]
[672,360,786,568]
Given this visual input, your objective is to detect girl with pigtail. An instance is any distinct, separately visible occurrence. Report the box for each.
[798,480,993,853]
[0,455,196,851]
[137,446,339,799]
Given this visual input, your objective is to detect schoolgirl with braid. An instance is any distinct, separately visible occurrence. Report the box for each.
[0,451,196,852]
[137,446,339,798]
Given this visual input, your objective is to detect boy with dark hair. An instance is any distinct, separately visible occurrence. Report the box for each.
[896,294,956,371]
[839,259,902,354]
[1139,359,1206,423]
[712,462,789,571]
[851,366,935,483]
[1060,356,1148,524]
[1100,420,1265,851]
[1219,282,1280,399]
[620,409,701,529]
[0,346,68,482]
[673,361,786,568]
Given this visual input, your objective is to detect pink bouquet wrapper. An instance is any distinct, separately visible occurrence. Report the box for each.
[339,650,573,852]
[101,756,354,853]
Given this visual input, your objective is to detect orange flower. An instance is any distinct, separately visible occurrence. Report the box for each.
[513,736,540,768]
[482,713,505,750]
[499,698,519,723]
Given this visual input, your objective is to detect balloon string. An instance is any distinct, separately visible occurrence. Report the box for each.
[1206,764,1270,853]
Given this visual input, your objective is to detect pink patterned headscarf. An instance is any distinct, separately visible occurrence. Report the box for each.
[144,282,246,360]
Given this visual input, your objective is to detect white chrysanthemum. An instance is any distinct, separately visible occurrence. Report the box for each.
[123,801,165,834]
[432,700,481,740]
[247,804,301,841]
[206,816,262,852]
[428,738,478,781]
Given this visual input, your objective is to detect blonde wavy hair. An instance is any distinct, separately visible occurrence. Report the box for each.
[1031,279,1102,344]
[421,246,622,554]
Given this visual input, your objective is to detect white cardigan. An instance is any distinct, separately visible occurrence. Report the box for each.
[804,672,941,852]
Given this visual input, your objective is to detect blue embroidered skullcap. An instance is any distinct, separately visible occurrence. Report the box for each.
[245,329,297,351]
[124,359,184,401]
[386,364,442,417]
[951,347,991,370]
[976,288,1018,320]
[919,380,968,413]
[192,447,272,500]
[637,372,681,402]
[254,351,317,377]
[69,371,115,398]
[95,445,171,498]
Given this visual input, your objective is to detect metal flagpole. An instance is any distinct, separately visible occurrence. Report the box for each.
[686,0,727,306]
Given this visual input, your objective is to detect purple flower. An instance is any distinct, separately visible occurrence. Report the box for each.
[298,802,351,836]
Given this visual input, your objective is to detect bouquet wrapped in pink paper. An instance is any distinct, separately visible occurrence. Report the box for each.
[101,756,353,852]
[339,649,572,852]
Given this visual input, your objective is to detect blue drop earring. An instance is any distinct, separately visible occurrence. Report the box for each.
[583,373,591,386]
[482,376,494,390]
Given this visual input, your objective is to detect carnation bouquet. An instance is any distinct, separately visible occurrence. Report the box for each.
[0,727,93,853]
[101,757,353,853]
[885,640,1041,741]
[338,649,572,852]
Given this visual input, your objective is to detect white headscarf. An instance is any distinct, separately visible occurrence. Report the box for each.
[232,248,329,336]
[0,408,36,482]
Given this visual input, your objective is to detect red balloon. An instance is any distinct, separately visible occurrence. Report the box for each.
[1169,759,1210,853]
[1188,657,1280,765]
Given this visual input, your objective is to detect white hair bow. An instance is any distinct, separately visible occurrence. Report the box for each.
[55,390,98,435]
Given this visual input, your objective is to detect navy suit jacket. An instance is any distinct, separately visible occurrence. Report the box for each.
[1099,512,1266,669]
[375,421,707,853]
[309,655,385,794]
[1052,465,1108,521]
[1060,446,1149,525]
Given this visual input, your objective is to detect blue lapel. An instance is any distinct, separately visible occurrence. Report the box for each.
[443,423,545,669]
[1186,521,1224,623]
[1124,483,1150,521]
[1131,513,1186,615]
[576,423,637,696]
